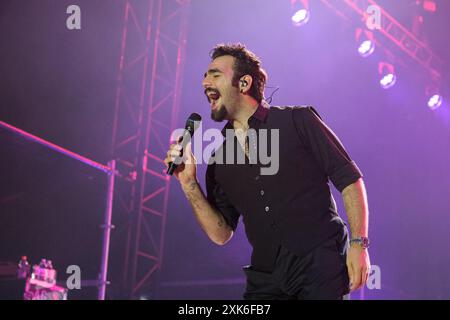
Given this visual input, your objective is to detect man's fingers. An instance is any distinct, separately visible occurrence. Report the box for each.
[362,265,370,285]
[165,145,184,169]
[361,267,367,285]
[165,138,195,172]
[185,142,192,158]
[167,144,182,153]
[184,142,196,164]
[347,260,354,291]
[170,135,183,144]
[347,259,362,291]
[169,149,182,158]
[351,268,363,291]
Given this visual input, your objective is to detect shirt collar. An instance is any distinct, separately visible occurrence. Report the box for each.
[221,100,270,136]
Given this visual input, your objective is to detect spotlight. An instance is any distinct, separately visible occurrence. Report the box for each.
[426,83,443,110]
[359,40,375,57]
[356,28,375,57]
[378,62,397,89]
[292,9,310,26]
[291,0,310,27]
[427,94,443,110]
[380,73,396,89]
[422,0,437,13]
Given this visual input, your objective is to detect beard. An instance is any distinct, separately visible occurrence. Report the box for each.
[211,103,228,122]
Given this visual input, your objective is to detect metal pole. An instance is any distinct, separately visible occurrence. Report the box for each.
[98,159,116,300]
[0,120,112,174]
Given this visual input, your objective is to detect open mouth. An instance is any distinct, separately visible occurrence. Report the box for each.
[205,89,221,108]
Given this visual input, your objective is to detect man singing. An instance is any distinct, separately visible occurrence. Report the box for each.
[164,43,370,300]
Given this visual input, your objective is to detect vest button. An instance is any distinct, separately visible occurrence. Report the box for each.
[265,206,270,212]
[260,190,265,196]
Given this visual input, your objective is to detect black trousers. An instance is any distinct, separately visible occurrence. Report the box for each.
[243,230,350,300]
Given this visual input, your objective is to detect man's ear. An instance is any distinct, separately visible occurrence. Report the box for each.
[239,75,253,93]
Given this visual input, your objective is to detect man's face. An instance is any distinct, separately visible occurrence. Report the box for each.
[202,55,240,122]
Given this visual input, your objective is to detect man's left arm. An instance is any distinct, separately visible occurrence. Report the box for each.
[342,177,371,292]
[293,106,371,291]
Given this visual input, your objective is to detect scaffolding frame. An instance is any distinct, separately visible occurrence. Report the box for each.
[110,0,190,298]
[0,120,116,300]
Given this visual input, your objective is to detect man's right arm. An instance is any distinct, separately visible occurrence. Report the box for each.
[164,141,233,245]
[180,179,233,245]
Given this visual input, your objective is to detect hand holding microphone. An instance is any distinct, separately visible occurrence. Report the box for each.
[164,113,201,184]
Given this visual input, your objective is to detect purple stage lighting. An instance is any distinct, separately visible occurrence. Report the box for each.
[380,73,397,89]
[427,94,443,110]
[358,40,375,57]
[292,9,310,27]
[355,28,375,58]
[378,62,396,89]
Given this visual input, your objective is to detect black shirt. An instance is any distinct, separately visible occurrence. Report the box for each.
[206,101,362,272]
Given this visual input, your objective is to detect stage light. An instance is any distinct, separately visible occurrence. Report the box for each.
[356,28,375,57]
[426,83,443,110]
[380,73,396,89]
[422,0,437,13]
[427,94,443,110]
[378,62,397,89]
[291,0,310,27]
[359,40,375,57]
[292,9,310,26]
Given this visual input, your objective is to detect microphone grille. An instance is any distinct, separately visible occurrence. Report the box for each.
[188,113,202,122]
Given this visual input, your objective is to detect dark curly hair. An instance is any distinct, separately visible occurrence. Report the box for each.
[210,43,267,103]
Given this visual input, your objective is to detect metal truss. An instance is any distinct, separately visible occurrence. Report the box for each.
[319,0,443,83]
[110,0,190,299]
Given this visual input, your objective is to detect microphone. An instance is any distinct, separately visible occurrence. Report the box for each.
[166,113,202,175]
